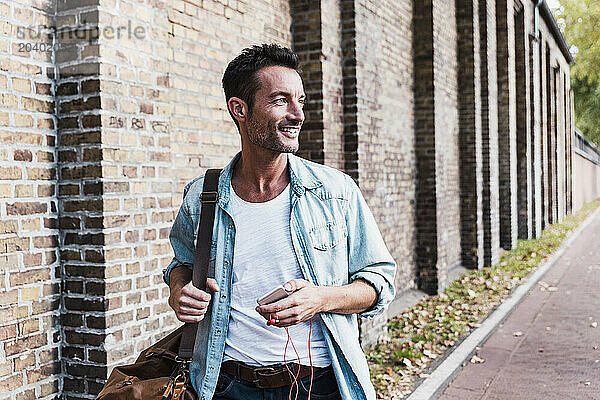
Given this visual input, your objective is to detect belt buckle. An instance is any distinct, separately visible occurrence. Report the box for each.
[252,366,278,389]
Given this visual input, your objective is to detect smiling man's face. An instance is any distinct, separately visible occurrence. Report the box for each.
[245,65,305,154]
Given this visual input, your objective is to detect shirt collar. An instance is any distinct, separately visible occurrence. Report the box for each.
[217,152,322,207]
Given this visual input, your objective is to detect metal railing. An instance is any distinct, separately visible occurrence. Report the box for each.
[574,129,600,165]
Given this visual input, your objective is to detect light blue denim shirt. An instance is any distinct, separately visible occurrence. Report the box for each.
[163,152,396,400]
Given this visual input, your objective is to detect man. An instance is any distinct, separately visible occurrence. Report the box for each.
[163,44,396,400]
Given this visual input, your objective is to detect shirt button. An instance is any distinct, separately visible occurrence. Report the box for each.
[221,294,226,299]
[224,260,229,266]
[229,224,234,229]
[216,329,221,334]
[353,382,358,386]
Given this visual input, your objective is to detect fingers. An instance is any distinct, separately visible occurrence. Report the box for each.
[177,313,206,323]
[256,297,313,327]
[179,297,209,312]
[271,306,302,322]
[173,281,216,323]
[182,282,211,302]
[256,310,270,320]
[206,278,220,292]
[256,295,296,315]
[272,307,310,327]
[179,305,207,315]
[283,279,311,292]
[176,301,209,323]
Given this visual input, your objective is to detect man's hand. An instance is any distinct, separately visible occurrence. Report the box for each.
[168,266,220,323]
[255,278,378,328]
[255,279,325,328]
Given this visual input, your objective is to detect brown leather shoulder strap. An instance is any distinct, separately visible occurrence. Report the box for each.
[178,168,221,359]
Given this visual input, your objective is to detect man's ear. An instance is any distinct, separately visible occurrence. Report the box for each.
[228,97,248,124]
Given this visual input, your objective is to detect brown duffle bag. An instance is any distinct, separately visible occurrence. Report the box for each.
[96,326,195,400]
[96,169,221,400]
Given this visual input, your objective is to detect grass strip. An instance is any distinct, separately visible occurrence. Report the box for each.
[367,199,600,399]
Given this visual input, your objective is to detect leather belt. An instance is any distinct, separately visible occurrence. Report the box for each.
[220,360,328,389]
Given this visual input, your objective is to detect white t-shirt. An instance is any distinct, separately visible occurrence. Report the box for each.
[222,182,331,367]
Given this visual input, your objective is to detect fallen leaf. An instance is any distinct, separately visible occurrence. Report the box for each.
[538,348,544,353]
[547,286,557,292]
[403,358,412,368]
[513,331,523,337]
[582,381,591,387]
[546,326,551,331]
[419,373,430,378]
[470,355,485,363]
[591,322,598,328]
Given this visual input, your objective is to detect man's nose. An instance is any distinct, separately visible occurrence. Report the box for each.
[287,101,304,124]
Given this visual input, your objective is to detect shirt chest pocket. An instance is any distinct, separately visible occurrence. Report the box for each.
[308,222,348,251]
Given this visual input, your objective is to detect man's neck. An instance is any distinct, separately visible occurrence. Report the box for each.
[231,147,291,203]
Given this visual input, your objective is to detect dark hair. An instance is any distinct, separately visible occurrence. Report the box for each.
[222,43,301,127]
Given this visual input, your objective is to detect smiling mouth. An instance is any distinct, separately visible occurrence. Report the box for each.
[278,126,301,138]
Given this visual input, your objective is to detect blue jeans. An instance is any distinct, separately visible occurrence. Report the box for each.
[213,365,342,400]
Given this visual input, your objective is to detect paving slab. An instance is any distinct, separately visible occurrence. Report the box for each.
[438,210,600,400]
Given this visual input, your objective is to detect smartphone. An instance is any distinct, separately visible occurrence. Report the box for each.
[257,285,289,306]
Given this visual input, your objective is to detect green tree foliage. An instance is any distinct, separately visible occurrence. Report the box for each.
[553,0,600,147]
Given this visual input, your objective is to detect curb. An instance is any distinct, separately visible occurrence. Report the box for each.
[405,206,600,400]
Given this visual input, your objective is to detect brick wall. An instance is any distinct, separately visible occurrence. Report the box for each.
[65,1,177,398]
[456,0,484,270]
[414,0,462,294]
[0,0,60,399]
[529,30,542,238]
[432,0,462,289]
[496,0,518,250]
[514,1,533,239]
[539,30,548,230]
[55,0,105,394]
[479,0,500,266]
[350,0,415,343]
[413,0,438,294]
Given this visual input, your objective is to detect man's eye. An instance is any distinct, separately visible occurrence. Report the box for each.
[274,98,287,104]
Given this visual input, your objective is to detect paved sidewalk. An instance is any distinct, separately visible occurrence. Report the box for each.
[438,212,600,400]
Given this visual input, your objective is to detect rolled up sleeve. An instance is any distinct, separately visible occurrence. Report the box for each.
[344,174,397,319]
[162,203,195,286]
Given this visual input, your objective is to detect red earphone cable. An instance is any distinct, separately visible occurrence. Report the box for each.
[308,318,313,398]
[270,313,314,400]
[284,327,301,400]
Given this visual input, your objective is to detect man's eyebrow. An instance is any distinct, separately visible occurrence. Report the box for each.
[268,91,307,99]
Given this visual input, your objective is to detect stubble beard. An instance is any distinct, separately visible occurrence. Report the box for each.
[246,114,299,154]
